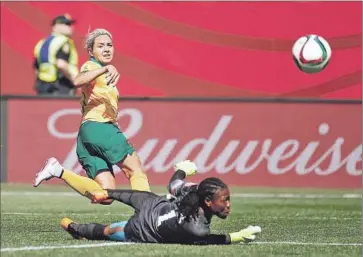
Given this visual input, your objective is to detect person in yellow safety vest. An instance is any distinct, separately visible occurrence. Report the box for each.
[33,14,79,95]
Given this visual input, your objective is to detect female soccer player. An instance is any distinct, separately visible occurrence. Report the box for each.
[34,28,150,203]
[61,161,261,244]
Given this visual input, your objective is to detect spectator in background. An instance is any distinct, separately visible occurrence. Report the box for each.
[33,14,79,96]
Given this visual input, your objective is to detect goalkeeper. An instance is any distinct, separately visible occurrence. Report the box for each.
[61,160,262,245]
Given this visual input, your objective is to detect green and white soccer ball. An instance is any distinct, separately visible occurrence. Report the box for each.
[292,34,332,74]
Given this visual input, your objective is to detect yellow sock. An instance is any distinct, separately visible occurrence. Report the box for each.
[61,169,103,197]
[130,172,151,192]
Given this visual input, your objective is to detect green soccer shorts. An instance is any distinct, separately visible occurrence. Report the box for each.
[76,121,135,179]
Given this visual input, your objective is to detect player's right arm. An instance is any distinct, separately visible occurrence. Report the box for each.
[180,216,231,245]
[182,223,262,245]
[73,63,116,88]
[73,64,107,87]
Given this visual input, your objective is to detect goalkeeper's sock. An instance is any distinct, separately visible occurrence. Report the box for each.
[129,172,151,192]
[61,169,103,197]
[72,223,107,240]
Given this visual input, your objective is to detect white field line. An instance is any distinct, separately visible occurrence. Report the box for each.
[253,241,362,246]
[1,191,361,199]
[1,212,360,221]
[0,242,134,252]
[1,241,361,252]
[1,212,131,216]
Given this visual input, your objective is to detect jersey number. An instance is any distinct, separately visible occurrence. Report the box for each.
[157,210,176,227]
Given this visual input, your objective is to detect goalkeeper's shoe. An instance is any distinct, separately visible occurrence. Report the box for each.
[33,157,63,187]
[61,217,84,240]
[230,225,262,244]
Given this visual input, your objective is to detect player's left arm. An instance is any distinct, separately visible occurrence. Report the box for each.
[168,169,195,196]
[168,161,198,196]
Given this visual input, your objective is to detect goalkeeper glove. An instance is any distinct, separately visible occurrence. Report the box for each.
[174,160,198,177]
[229,226,262,244]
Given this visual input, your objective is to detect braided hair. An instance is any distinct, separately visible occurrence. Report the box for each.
[176,177,228,221]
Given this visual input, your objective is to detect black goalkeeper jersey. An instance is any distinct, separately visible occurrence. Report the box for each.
[123,170,231,245]
[124,195,211,244]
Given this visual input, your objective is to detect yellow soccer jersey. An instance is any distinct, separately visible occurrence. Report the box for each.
[80,59,119,123]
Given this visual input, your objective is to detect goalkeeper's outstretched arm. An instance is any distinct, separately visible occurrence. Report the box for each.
[181,216,262,245]
[185,226,262,245]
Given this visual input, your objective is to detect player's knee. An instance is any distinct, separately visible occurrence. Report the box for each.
[95,172,116,190]
[94,174,116,205]
[121,167,132,179]
[118,152,146,177]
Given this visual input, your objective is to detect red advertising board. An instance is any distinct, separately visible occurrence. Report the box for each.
[6,99,362,188]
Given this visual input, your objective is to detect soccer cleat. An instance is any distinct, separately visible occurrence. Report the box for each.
[61,217,84,240]
[33,157,63,187]
[86,190,109,203]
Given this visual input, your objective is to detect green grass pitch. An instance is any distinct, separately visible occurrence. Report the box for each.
[1,184,362,257]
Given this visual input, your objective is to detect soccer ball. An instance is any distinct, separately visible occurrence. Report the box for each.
[292,35,332,74]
